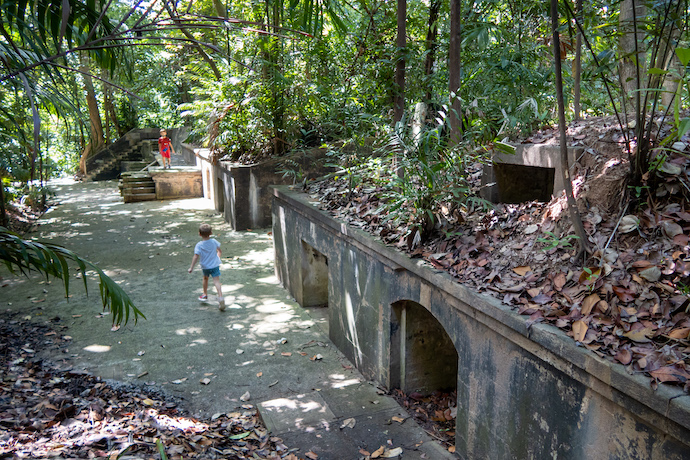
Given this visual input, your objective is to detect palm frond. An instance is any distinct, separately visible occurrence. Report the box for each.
[0,227,145,326]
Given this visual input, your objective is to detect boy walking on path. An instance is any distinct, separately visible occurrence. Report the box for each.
[158,128,175,169]
[188,224,225,311]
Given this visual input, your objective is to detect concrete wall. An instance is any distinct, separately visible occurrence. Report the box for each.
[271,185,690,460]
[149,169,203,200]
[481,144,585,203]
[199,149,332,230]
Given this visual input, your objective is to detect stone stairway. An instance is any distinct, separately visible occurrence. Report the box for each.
[84,128,160,182]
[119,172,156,203]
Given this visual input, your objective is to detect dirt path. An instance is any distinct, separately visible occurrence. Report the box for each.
[2,179,453,459]
[3,179,339,416]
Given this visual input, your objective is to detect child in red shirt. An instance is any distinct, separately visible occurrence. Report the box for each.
[158,129,175,169]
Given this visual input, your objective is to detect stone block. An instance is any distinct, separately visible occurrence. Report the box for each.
[149,169,203,200]
[480,144,585,203]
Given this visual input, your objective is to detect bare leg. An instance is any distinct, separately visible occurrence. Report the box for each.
[202,276,209,297]
[212,276,225,311]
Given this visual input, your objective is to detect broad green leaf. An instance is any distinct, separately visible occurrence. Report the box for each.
[676,47,690,66]
[647,67,668,75]
[494,142,516,155]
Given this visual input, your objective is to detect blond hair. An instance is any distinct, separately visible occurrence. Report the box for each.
[199,223,212,237]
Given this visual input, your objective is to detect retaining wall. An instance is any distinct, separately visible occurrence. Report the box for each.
[271,185,690,459]
[198,149,331,230]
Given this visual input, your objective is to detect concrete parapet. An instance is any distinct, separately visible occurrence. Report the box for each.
[149,168,202,200]
[271,185,690,459]
[198,148,332,231]
[481,144,586,203]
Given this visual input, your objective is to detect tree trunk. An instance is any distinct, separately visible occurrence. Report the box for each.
[448,0,463,145]
[423,0,440,103]
[0,177,7,228]
[572,0,583,120]
[393,0,406,124]
[551,0,590,256]
[618,0,646,115]
[79,56,105,174]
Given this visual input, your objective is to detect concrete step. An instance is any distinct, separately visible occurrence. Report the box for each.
[123,192,156,203]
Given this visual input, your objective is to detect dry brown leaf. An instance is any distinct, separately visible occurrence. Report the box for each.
[513,266,532,276]
[305,451,319,460]
[382,447,403,457]
[667,328,690,340]
[281,352,292,357]
[553,273,566,291]
[615,349,632,365]
[391,416,406,423]
[359,449,371,456]
[572,320,588,342]
[623,329,653,343]
[650,366,690,383]
[372,445,385,458]
[448,446,456,453]
[581,293,600,316]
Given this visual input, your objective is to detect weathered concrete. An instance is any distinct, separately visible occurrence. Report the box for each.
[149,167,203,200]
[198,149,332,231]
[272,185,690,460]
[481,144,585,203]
[2,180,453,460]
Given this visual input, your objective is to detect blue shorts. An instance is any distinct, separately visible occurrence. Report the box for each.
[202,266,221,278]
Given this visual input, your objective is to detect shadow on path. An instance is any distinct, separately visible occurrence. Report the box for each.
[1,180,453,460]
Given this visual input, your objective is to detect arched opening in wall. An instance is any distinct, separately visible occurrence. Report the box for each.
[301,241,329,334]
[390,300,458,450]
[216,177,225,213]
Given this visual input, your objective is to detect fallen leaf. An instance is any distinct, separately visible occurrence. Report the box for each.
[305,451,318,460]
[619,215,639,233]
[525,224,539,234]
[372,446,385,458]
[572,320,588,342]
[615,349,632,365]
[310,354,323,361]
[579,267,601,284]
[256,372,263,377]
[228,432,251,440]
[553,273,566,291]
[513,266,532,276]
[448,446,456,453]
[391,416,407,423]
[171,378,187,384]
[668,328,690,340]
[581,293,600,316]
[661,221,683,239]
[639,266,661,282]
[240,391,251,401]
[623,329,653,343]
[650,366,690,383]
[382,447,403,458]
[340,418,356,429]
[281,352,292,357]
[613,286,636,302]
[359,449,371,456]
[142,398,155,406]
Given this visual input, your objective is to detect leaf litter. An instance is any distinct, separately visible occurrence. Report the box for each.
[0,311,295,459]
[307,117,690,392]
